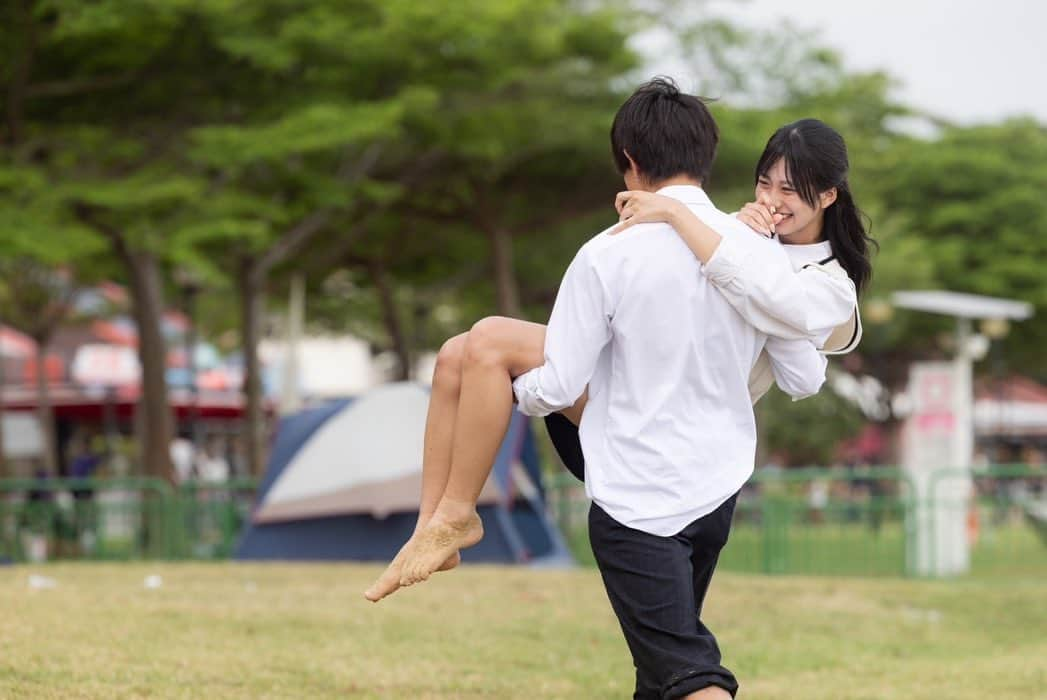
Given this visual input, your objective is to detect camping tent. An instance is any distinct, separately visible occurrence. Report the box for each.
[236,382,572,565]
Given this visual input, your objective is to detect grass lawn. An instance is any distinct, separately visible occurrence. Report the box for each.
[2,562,1045,699]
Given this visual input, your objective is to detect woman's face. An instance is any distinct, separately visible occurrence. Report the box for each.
[755,158,835,244]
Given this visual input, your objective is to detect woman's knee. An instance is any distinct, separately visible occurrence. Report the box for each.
[464,316,515,366]
[433,333,468,387]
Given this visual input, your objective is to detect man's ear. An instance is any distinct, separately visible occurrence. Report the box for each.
[623,149,640,178]
[820,187,838,209]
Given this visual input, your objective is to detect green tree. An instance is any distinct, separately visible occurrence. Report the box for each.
[0,137,105,475]
[869,119,1047,376]
[0,232,103,474]
[176,0,636,472]
[2,0,250,480]
[757,385,867,466]
[1,0,640,477]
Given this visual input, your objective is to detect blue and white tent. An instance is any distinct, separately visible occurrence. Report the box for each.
[236,382,572,565]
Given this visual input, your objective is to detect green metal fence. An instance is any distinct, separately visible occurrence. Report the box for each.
[0,477,258,563]
[945,463,1047,578]
[719,467,915,577]
[3,465,1045,578]
[173,479,259,559]
[546,464,1047,578]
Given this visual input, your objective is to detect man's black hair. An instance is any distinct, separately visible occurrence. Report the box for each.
[610,77,719,185]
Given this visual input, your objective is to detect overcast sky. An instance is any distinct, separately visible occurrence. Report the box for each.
[648,0,1047,125]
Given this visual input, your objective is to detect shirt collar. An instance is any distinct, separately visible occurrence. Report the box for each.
[655,184,712,207]
[781,239,834,269]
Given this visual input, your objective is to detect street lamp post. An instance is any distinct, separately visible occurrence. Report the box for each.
[980,317,1011,462]
[891,290,1033,577]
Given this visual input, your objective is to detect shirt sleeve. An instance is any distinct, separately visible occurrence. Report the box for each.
[703,235,856,346]
[512,245,613,417]
[762,336,828,400]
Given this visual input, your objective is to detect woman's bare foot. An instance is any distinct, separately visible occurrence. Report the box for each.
[400,507,483,587]
[364,539,462,602]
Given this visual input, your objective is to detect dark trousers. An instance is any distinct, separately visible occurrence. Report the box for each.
[545,413,586,482]
[550,414,739,697]
[588,498,740,699]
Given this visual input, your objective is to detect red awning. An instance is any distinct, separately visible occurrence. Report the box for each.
[0,384,265,420]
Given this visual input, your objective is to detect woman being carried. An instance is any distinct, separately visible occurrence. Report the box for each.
[365,117,874,602]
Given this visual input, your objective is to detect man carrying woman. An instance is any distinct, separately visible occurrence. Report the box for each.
[367,78,874,699]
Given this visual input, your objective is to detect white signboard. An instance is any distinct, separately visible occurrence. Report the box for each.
[2,412,44,459]
[71,344,141,387]
[901,362,972,576]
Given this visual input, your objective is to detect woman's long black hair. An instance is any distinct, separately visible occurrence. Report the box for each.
[755,118,877,293]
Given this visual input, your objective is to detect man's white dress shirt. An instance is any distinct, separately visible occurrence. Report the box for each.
[512,186,827,536]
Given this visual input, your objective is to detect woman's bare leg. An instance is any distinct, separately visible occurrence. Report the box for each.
[369,315,588,596]
[364,333,468,602]
[416,334,470,527]
[400,317,556,585]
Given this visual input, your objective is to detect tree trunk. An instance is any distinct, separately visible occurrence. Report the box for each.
[5,0,37,147]
[32,341,56,473]
[127,251,175,483]
[489,227,522,318]
[233,192,381,474]
[368,260,410,381]
[72,208,174,483]
[239,258,266,477]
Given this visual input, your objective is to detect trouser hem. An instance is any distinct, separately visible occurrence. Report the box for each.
[663,668,739,699]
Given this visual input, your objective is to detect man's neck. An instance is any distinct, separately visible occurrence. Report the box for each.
[644,175,702,192]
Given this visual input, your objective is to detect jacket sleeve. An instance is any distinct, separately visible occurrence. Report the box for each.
[761,336,828,400]
[703,236,856,346]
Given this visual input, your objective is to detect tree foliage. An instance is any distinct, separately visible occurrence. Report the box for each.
[2,0,1044,474]
[756,385,867,467]
[867,119,1047,375]
[1,0,639,475]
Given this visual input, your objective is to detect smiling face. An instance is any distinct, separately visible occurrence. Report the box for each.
[755,158,837,244]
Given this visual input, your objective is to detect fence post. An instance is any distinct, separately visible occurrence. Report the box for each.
[759,471,790,574]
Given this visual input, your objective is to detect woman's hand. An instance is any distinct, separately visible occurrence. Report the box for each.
[737,201,784,236]
[610,191,687,234]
